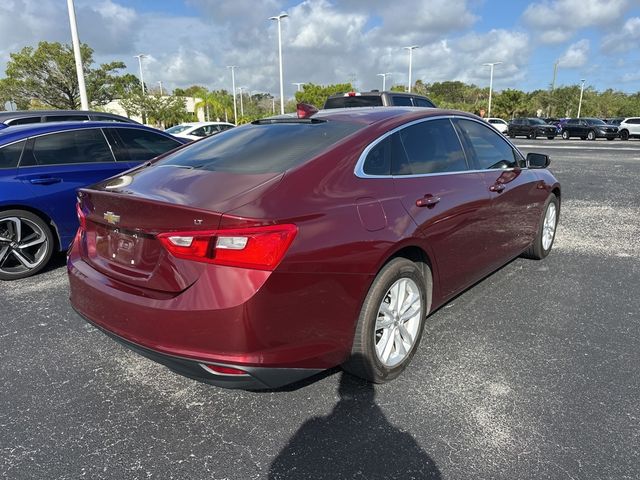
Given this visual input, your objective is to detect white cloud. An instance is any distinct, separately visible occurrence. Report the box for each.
[522,0,631,43]
[558,39,590,68]
[601,17,640,53]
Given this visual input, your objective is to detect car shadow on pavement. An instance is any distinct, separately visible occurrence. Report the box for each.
[269,369,442,479]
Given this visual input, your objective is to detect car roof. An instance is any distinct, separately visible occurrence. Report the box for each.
[177,121,235,127]
[310,106,478,126]
[0,121,174,146]
[0,109,134,122]
[326,90,431,99]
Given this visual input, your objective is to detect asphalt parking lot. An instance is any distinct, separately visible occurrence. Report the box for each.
[1,138,639,480]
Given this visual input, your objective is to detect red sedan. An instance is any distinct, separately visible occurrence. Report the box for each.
[68,107,560,389]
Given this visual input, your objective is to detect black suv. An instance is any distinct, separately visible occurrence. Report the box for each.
[560,118,618,140]
[0,110,138,128]
[507,118,557,139]
[323,91,436,109]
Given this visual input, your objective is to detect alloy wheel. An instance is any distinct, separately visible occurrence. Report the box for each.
[0,216,49,276]
[374,278,423,367]
[542,203,557,251]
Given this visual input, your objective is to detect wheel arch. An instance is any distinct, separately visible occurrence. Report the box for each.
[0,204,62,252]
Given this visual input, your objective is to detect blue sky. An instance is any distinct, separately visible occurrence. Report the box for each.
[1,0,639,97]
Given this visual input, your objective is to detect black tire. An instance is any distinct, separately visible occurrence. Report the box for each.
[606,137,615,141]
[0,209,54,280]
[343,257,430,383]
[531,130,538,139]
[508,132,516,138]
[521,195,559,260]
[620,130,630,141]
[587,130,596,141]
[547,136,555,140]
[561,130,569,140]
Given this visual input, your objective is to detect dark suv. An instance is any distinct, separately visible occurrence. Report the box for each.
[508,118,557,139]
[323,91,436,109]
[0,110,138,128]
[560,118,618,140]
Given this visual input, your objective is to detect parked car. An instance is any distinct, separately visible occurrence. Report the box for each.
[508,118,557,139]
[486,117,508,134]
[605,117,625,126]
[323,91,436,109]
[0,110,138,128]
[68,107,560,389]
[165,121,235,141]
[617,117,640,140]
[560,118,618,140]
[0,122,187,280]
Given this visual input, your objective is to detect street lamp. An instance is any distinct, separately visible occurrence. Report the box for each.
[376,72,392,91]
[482,61,502,119]
[133,54,147,95]
[67,0,88,110]
[403,46,419,93]
[292,82,305,92]
[237,87,245,117]
[269,12,288,115]
[577,79,586,118]
[227,65,238,124]
[157,81,163,96]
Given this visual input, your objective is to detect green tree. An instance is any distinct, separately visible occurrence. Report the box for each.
[2,41,127,109]
[493,89,528,119]
[294,83,352,108]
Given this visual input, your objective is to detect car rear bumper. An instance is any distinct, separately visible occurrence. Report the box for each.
[67,243,370,386]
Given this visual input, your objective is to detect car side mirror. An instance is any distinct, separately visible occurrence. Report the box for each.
[526,152,550,169]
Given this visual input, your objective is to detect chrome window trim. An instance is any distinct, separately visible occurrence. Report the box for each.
[354,114,526,179]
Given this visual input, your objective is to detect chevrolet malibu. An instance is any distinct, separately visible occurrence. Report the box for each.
[68,108,560,389]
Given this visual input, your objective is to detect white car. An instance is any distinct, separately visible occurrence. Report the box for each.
[486,117,508,134]
[165,122,235,141]
[617,117,640,141]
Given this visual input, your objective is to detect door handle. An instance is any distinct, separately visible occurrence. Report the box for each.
[29,177,62,185]
[416,194,441,207]
[489,183,505,193]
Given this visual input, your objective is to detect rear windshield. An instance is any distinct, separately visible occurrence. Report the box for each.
[324,96,384,108]
[165,125,192,134]
[156,120,364,173]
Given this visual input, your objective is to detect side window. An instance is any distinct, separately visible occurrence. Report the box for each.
[114,128,182,161]
[393,119,468,175]
[391,96,413,107]
[29,129,114,166]
[455,119,520,169]
[0,140,26,169]
[44,115,90,122]
[191,127,207,137]
[92,115,124,123]
[413,98,435,108]
[363,136,391,176]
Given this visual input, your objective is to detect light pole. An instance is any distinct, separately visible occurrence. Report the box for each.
[292,82,305,92]
[272,97,276,114]
[227,65,238,124]
[403,46,419,92]
[133,54,147,95]
[237,87,245,117]
[269,12,288,115]
[577,79,586,118]
[376,72,392,91]
[157,81,163,96]
[66,0,88,110]
[482,61,502,119]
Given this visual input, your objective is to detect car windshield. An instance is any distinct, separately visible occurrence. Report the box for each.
[165,125,192,134]
[586,119,606,125]
[156,120,364,174]
[530,118,547,125]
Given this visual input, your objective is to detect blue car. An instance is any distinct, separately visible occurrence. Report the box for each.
[0,121,187,280]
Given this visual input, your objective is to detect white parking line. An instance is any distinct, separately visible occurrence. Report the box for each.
[516,144,640,151]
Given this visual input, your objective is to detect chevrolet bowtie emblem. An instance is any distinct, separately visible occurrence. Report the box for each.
[103,211,120,225]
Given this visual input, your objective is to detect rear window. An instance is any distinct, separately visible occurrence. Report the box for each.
[324,96,383,108]
[0,140,26,169]
[391,96,413,106]
[157,121,363,174]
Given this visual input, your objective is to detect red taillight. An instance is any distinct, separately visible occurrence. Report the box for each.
[157,224,297,271]
[347,91,357,97]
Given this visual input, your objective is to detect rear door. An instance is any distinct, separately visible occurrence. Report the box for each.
[387,117,494,297]
[16,128,127,246]
[454,118,547,266]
